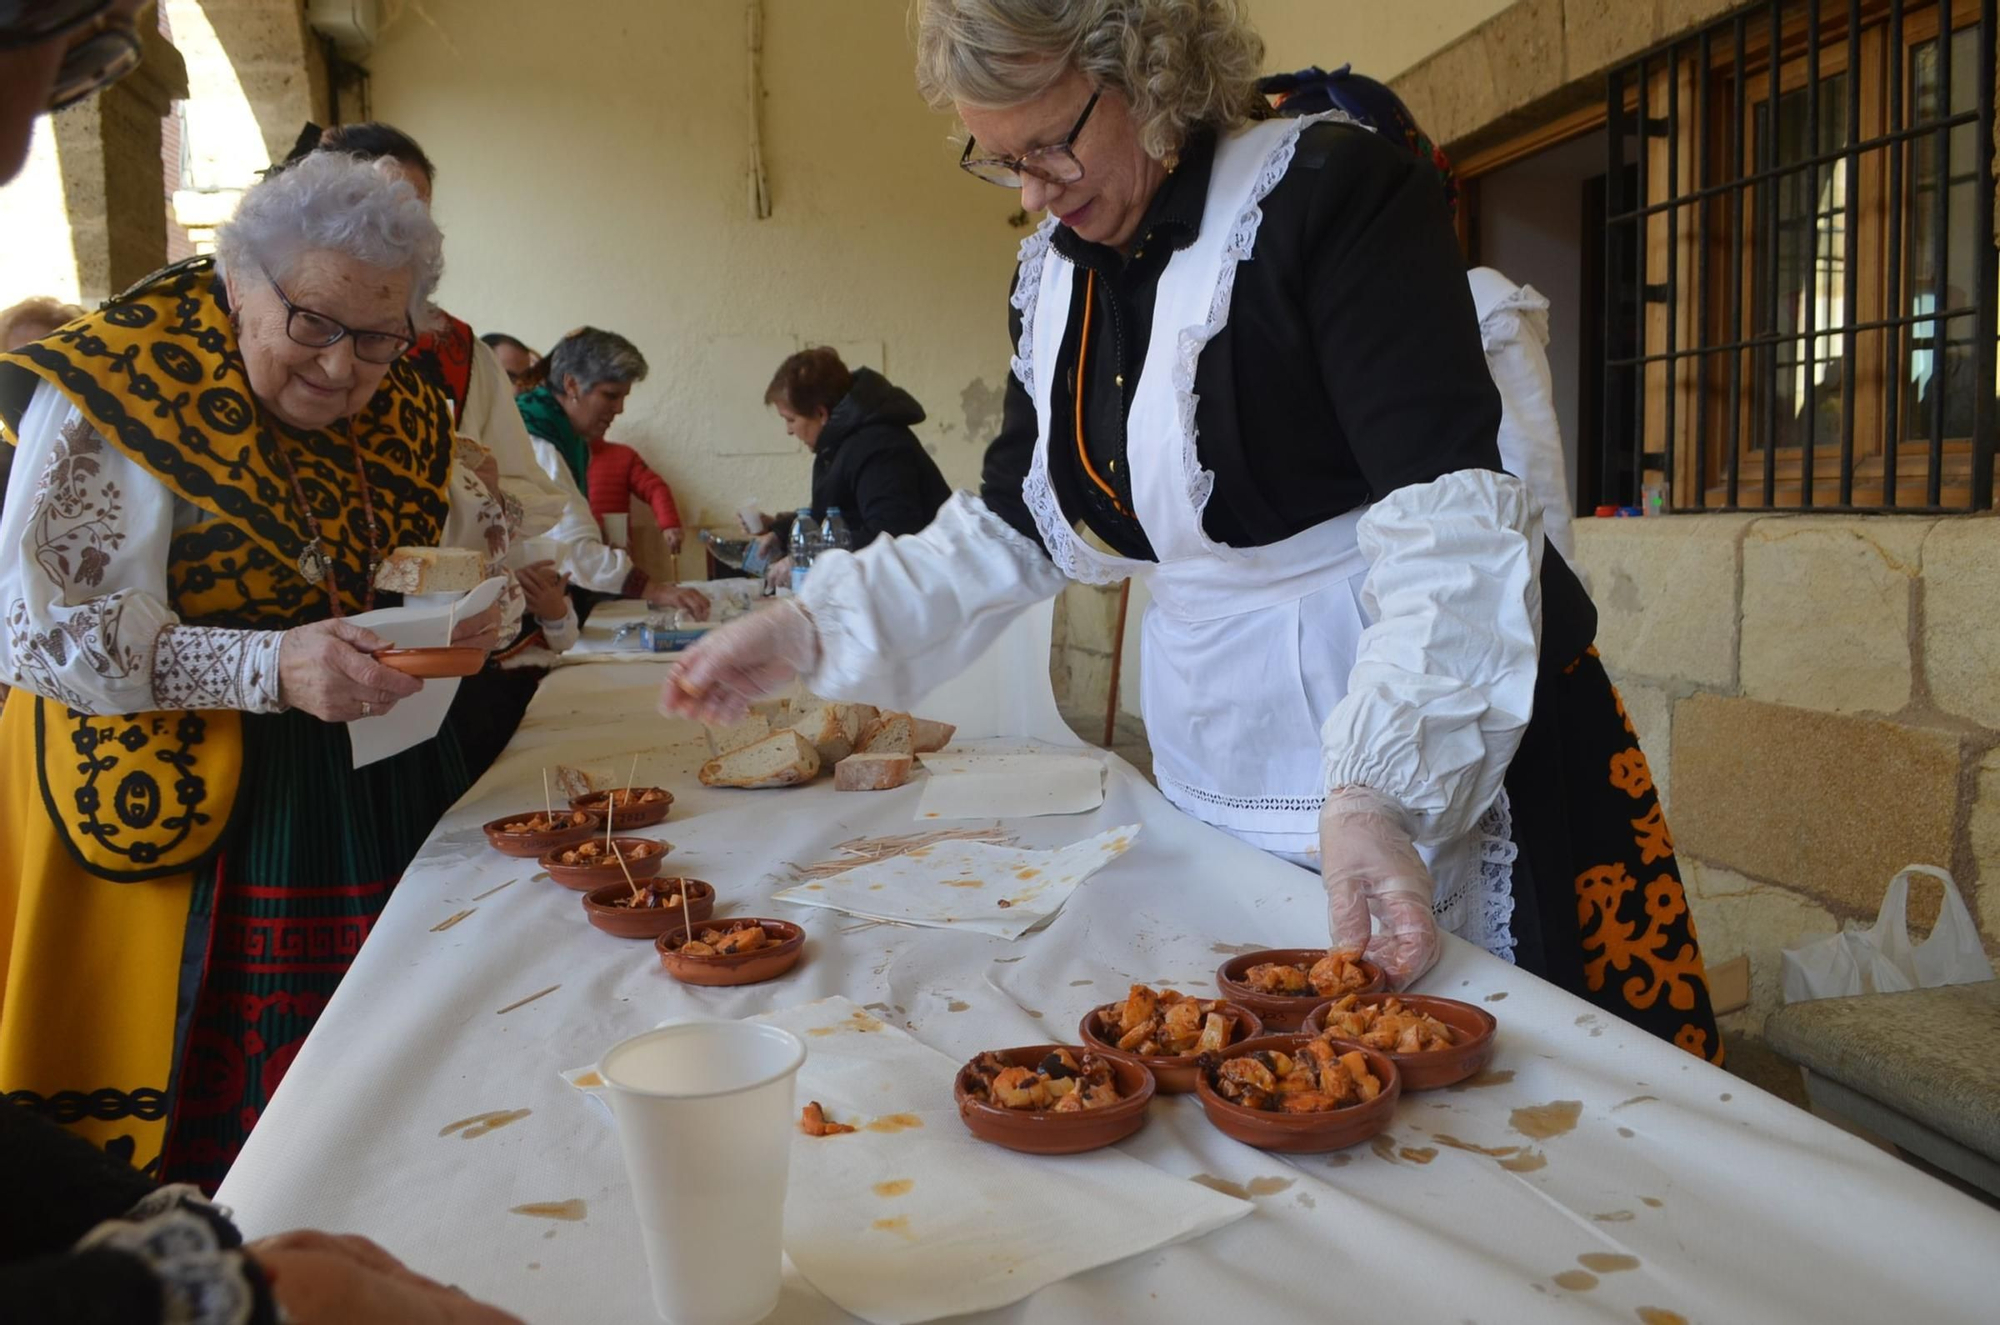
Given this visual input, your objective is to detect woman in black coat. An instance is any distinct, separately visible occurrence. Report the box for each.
[760,347,951,571]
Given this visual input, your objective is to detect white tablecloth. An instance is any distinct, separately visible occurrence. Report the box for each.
[217,665,2000,1324]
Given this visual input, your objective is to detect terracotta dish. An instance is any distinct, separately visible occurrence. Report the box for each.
[1194,1033,1401,1153]
[372,646,486,678]
[538,836,671,890]
[953,1045,1154,1154]
[568,787,675,829]
[655,919,805,986]
[1303,993,1498,1091]
[1215,949,1387,1031]
[482,810,602,858]
[581,879,716,939]
[1078,1001,1262,1094]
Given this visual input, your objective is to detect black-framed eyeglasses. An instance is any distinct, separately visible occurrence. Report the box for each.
[2,1,146,112]
[267,277,416,364]
[960,89,1101,188]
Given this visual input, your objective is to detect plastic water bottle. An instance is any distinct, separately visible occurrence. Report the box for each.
[789,507,816,595]
[820,507,851,553]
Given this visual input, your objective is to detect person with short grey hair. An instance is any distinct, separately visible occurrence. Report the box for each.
[0,150,511,1195]
[518,326,699,568]
[669,0,1722,1060]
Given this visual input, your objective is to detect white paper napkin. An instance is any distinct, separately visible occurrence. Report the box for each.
[770,826,1139,939]
[345,575,506,768]
[751,998,1251,1325]
[914,751,1106,820]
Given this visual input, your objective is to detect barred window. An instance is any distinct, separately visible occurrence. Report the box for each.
[1603,0,1996,511]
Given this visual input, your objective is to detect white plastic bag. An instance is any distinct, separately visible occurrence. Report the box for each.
[1780,865,1995,1003]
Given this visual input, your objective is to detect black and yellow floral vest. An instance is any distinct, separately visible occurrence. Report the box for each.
[0,258,456,880]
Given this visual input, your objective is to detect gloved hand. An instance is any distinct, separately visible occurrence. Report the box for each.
[1320,786,1441,990]
[658,599,819,723]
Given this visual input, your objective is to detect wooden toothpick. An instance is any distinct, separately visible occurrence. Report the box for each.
[542,768,553,826]
[612,843,642,904]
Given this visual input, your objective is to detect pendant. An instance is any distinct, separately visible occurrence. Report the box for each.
[298,540,329,586]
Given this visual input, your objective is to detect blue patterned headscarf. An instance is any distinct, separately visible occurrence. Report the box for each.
[1257,65,1459,218]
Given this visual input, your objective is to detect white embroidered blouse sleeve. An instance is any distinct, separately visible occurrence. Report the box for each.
[437,456,525,640]
[525,435,636,594]
[799,491,1067,708]
[460,342,569,540]
[1320,468,1543,847]
[537,601,580,653]
[0,388,284,716]
[1469,269,1577,562]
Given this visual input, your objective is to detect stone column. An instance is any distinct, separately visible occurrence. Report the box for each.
[51,21,189,302]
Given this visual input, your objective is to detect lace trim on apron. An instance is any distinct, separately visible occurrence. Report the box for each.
[1431,791,1519,962]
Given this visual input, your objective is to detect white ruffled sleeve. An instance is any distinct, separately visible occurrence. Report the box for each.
[0,386,283,716]
[800,492,1066,708]
[1469,270,1577,562]
[1320,469,1542,847]
[525,436,637,594]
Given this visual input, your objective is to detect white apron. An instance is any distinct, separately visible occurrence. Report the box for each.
[1012,114,1517,959]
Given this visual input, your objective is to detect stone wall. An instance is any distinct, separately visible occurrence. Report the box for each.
[1575,513,2000,1051]
[1050,582,1126,720]
[1394,0,1752,156]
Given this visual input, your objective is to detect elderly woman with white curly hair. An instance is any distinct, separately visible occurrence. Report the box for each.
[0,151,507,1187]
[669,0,1722,1060]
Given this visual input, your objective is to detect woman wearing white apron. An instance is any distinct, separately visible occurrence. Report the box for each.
[666,0,1721,1061]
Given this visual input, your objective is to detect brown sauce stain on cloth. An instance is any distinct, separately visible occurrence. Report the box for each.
[1371,1134,1401,1163]
[866,1113,923,1134]
[1449,1069,1515,1091]
[1484,991,1508,1002]
[947,1000,971,1012]
[1246,1176,1294,1195]
[1580,1253,1641,1274]
[873,1179,914,1198]
[1553,1270,1599,1292]
[431,909,475,932]
[871,1216,916,1240]
[1613,1095,1659,1111]
[1433,1134,1522,1158]
[1641,1196,1665,1208]
[1399,1147,1439,1164]
[1510,1100,1582,1140]
[439,1108,530,1139]
[510,1200,586,1221]
[1498,1150,1548,1173]
[1190,1175,1249,1199]
[1592,1211,1636,1223]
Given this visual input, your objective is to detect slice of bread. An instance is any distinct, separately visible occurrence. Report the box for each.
[833,752,914,792]
[910,718,956,754]
[785,702,854,765]
[373,546,487,595]
[706,713,772,756]
[857,711,915,755]
[698,730,821,788]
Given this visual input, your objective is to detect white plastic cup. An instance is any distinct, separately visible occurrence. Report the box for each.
[598,1021,806,1325]
[736,502,767,535]
[602,511,631,548]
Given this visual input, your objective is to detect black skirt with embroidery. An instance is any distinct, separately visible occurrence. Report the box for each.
[1503,648,1724,1064]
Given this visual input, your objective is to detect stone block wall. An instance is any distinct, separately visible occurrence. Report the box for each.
[1049,581,1126,718]
[1574,513,2000,1046]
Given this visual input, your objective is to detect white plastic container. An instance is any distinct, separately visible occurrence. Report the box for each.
[597,1021,807,1324]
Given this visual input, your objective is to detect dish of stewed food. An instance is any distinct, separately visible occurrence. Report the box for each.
[1200,1038,1385,1114]
[1102,984,1237,1056]
[1316,994,1456,1053]
[1242,948,1372,998]
[963,1047,1127,1112]
[551,838,665,867]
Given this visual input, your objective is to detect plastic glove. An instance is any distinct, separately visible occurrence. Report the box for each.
[659,599,819,723]
[1320,786,1441,990]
